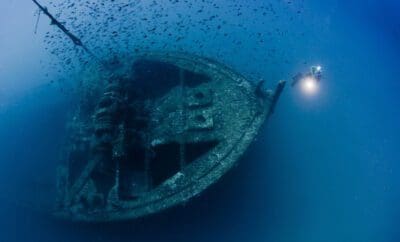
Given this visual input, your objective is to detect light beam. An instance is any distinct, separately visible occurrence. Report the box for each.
[300,76,319,96]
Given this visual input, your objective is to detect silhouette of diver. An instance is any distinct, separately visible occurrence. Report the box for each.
[291,65,322,87]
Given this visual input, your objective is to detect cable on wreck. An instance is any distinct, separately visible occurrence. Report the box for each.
[31,0,108,70]
[34,9,41,34]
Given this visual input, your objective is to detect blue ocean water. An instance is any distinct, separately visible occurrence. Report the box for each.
[0,0,399,242]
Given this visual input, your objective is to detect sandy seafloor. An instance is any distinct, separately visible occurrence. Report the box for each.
[0,0,399,242]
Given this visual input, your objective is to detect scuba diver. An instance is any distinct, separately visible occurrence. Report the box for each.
[291,65,323,87]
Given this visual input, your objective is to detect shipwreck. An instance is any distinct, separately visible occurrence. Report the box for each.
[54,52,285,222]
[31,0,285,222]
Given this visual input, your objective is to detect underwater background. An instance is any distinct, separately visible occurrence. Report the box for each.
[0,0,399,241]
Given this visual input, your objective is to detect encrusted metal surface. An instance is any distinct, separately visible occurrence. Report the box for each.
[54,52,284,222]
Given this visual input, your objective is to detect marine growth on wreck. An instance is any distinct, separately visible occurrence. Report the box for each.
[55,52,285,222]
[30,0,285,222]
